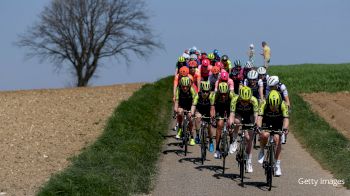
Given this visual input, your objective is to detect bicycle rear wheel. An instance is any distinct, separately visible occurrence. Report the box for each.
[200,127,207,165]
[221,134,228,174]
[267,144,275,191]
[183,122,188,156]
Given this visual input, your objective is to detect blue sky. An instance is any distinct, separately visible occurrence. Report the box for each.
[0,0,349,90]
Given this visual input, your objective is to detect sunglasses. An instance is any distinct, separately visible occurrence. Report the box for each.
[202,91,210,94]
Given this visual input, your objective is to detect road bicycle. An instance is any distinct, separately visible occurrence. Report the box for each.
[234,123,255,186]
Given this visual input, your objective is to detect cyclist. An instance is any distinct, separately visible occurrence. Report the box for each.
[174,77,197,146]
[174,56,188,75]
[221,55,232,74]
[267,76,290,144]
[191,81,214,151]
[243,61,254,80]
[256,90,289,176]
[214,70,234,93]
[173,66,194,102]
[198,58,212,81]
[210,82,236,159]
[213,49,221,61]
[208,65,221,92]
[247,44,255,63]
[188,60,201,92]
[244,70,260,100]
[230,86,259,173]
[257,67,269,100]
[230,60,244,95]
[208,53,218,65]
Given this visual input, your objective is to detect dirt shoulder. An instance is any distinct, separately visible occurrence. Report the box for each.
[302,91,350,140]
[0,83,144,196]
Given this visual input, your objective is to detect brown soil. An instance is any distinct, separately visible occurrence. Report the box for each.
[0,83,144,196]
[302,91,350,140]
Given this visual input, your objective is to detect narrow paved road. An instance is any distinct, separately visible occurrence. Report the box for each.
[152,121,349,196]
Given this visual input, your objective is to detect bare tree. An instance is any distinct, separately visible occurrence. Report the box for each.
[17,0,161,87]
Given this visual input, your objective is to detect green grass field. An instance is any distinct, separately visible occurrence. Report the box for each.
[38,63,350,195]
[269,63,350,188]
[38,77,173,195]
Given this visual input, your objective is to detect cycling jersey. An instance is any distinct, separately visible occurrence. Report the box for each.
[210,91,235,117]
[214,78,234,92]
[231,96,259,115]
[193,92,211,116]
[258,100,289,129]
[244,79,261,99]
[230,67,244,94]
[231,96,258,123]
[257,75,269,98]
[221,60,232,73]
[175,86,197,110]
[266,82,288,101]
[198,65,212,81]
[208,73,220,91]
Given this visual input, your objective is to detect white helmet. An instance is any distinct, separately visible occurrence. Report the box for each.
[257,67,267,75]
[267,76,279,86]
[247,70,258,80]
[190,54,197,60]
[250,44,254,48]
[182,53,190,60]
[245,61,253,68]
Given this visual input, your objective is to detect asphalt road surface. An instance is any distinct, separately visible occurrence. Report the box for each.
[152,121,349,196]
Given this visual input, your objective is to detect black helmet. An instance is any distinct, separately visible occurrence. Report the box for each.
[221,55,229,61]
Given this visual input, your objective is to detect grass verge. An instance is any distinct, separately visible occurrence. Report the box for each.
[38,76,173,195]
[269,63,350,188]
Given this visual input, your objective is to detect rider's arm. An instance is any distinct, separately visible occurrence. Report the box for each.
[173,75,179,99]
[258,79,265,101]
[257,100,266,127]
[281,101,290,133]
[209,92,216,118]
[191,94,199,115]
[230,96,238,126]
[174,87,180,112]
[251,96,259,124]
[280,84,290,107]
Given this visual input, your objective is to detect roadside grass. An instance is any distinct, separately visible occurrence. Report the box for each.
[269,63,350,188]
[37,76,173,195]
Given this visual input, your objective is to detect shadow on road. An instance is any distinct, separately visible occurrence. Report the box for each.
[162,149,186,156]
[167,142,182,147]
[195,165,223,174]
[212,173,240,180]
[178,157,202,165]
[158,132,176,139]
[243,181,272,191]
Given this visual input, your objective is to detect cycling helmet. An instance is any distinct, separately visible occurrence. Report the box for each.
[247,70,258,80]
[211,66,220,74]
[201,81,211,91]
[218,82,229,93]
[239,86,252,101]
[201,59,210,67]
[178,56,186,63]
[221,55,229,61]
[179,66,189,77]
[245,61,253,68]
[234,60,241,67]
[257,67,267,75]
[268,90,282,107]
[267,76,279,86]
[220,71,229,81]
[213,49,219,55]
[180,77,191,87]
[250,44,254,48]
[208,53,215,60]
[190,54,197,60]
[215,61,224,69]
[201,52,208,59]
[189,60,198,68]
[189,48,196,55]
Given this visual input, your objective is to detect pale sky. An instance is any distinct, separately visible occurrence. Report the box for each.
[0,0,349,90]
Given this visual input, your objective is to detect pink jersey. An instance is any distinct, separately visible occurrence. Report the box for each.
[214,78,234,92]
